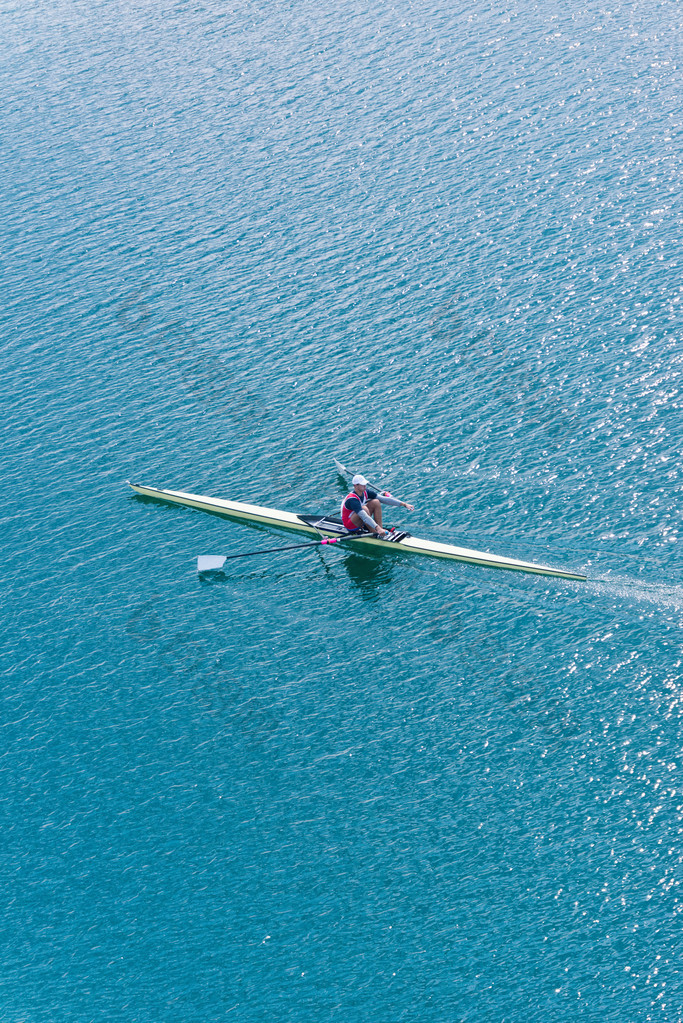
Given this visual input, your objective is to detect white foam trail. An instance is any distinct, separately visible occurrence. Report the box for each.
[587,573,683,613]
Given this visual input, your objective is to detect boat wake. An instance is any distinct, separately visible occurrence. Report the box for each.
[587,573,683,614]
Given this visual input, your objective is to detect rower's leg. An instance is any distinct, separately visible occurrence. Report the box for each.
[348,511,363,529]
[365,499,383,527]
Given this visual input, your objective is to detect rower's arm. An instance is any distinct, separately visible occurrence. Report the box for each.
[359,508,379,530]
[378,494,414,511]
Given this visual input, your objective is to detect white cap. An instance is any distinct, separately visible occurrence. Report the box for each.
[352,474,369,486]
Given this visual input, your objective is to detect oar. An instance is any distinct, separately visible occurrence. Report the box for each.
[333,457,393,496]
[198,535,354,572]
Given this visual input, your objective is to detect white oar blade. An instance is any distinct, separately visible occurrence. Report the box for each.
[334,457,351,480]
[197,555,226,572]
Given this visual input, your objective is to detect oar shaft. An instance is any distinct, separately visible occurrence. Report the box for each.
[222,537,344,561]
[198,535,356,570]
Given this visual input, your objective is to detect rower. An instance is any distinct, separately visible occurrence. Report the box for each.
[341,474,414,539]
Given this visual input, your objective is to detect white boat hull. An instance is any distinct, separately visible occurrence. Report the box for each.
[128,483,586,581]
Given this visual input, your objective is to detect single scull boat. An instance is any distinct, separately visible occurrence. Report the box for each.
[127,481,586,581]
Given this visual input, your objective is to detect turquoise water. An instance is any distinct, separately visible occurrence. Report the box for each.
[2,1,682,1019]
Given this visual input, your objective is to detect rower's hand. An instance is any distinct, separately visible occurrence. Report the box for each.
[404,503,414,512]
